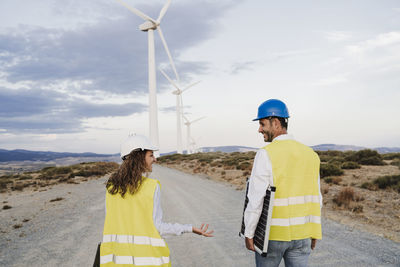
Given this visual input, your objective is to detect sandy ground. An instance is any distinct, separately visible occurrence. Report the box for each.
[0,165,399,266]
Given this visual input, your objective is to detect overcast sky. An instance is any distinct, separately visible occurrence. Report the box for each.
[1,0,399,153]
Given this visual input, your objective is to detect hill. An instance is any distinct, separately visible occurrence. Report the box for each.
[194,144,400,154]
[0,149,117,162]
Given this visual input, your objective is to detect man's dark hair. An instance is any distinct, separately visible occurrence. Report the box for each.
[267,116,288,130]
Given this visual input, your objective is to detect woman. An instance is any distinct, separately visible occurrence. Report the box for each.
[99,134,213,266]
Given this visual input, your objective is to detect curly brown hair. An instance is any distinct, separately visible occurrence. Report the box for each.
[106,149,148,197]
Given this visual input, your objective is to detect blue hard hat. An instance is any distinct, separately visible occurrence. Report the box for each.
[253,99,290,121]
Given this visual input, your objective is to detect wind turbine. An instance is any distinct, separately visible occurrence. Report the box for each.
[159,68,200,154]
[183,115,205,154]
[189,136,202,153]
[117,0,179,155]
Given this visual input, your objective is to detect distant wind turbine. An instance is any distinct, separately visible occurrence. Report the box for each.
[183,115,205,154]
[189,136,202,153]
[117,0,179,154]
[160,68,200,154]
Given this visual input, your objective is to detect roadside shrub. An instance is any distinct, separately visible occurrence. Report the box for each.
[382,153,400,160]
[345,149,385,165]
[390,159,400,168]
[359,156,386,166]
[323,177,333,184]
[198,158,213,164]
[0,178,12,189]
[351,204,363,213]
[322,186,329,194]
[316,150,345,157]
[320,163,343,178]
[341,161,361,169]
[11,183,25,191]
[361,182,377,191]
[332,177,342,185]
[157,153,185,162]
[333,187,355,208]
[236,162,252,171]
[373,175,400,192]
[18,174,33,180]
[221,158,239,166]
[210,161,219,167]
[318,155,330,162]
[328,156,345,164]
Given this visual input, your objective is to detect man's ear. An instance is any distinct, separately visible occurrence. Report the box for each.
[271,118,279,129]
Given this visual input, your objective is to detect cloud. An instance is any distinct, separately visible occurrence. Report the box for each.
[0,1,236,95]
[159,106,176,113]
[323,31,352,42]
[230,61,257,75]
[0,87,146,133]
[346,31,400,54]
[0,1,238,134]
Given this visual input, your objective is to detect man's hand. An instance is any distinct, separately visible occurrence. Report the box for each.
[193,223,214,237]
[245,237,255,251]
[311,238,317,250]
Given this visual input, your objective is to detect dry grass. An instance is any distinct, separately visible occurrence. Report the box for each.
[158,151,400,242]
[158,152,255,190]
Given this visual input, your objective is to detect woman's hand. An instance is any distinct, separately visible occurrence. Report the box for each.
[193,223,214,237]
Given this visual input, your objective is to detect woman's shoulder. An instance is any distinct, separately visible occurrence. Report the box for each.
[142,177,161,188]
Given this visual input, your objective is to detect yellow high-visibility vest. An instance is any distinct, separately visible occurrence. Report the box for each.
[264,139,322,241]
[100,177,171,266]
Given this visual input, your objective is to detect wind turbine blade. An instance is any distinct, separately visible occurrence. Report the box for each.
[182,114,189,123]
[116,0,156,23]
[191,116,205,124]
[159,68,180,90]
[157,0,171,22]
[182,81,201,93]
[157,26,180,82]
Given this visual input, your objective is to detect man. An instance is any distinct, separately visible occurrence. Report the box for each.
[244,99,322,267]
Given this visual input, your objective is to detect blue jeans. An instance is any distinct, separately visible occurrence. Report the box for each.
[255,238,311,267]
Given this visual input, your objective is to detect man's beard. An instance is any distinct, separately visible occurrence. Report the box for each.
[263,131,274,142]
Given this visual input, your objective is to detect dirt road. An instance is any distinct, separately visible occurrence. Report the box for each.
[0,165,399,266]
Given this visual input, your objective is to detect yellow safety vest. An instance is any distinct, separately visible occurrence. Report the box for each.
[264,139,322,241]
[100,177,171,266]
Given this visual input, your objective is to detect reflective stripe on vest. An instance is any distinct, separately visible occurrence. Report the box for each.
[264,139,322,241]
[100,255,170,266]
[274,195,320,206]
[271,215,321,227]
[103,234,166,247]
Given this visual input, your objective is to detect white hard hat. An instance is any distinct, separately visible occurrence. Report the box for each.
[120,134,158,159]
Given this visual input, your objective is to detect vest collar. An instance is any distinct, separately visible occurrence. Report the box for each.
[273,133,294,141]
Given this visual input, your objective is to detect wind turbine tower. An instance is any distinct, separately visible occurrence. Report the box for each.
[183,115,205,154]
[160,68,200,154]
[117,0,179,154]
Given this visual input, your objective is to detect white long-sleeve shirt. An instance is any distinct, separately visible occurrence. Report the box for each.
[153,184,193,236]
[105,184,192,236]
[244,134,322,238]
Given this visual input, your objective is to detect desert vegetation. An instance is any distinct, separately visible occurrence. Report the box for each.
[158,151,255,188]
[158,149,400,242]
[0,162,119,193]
